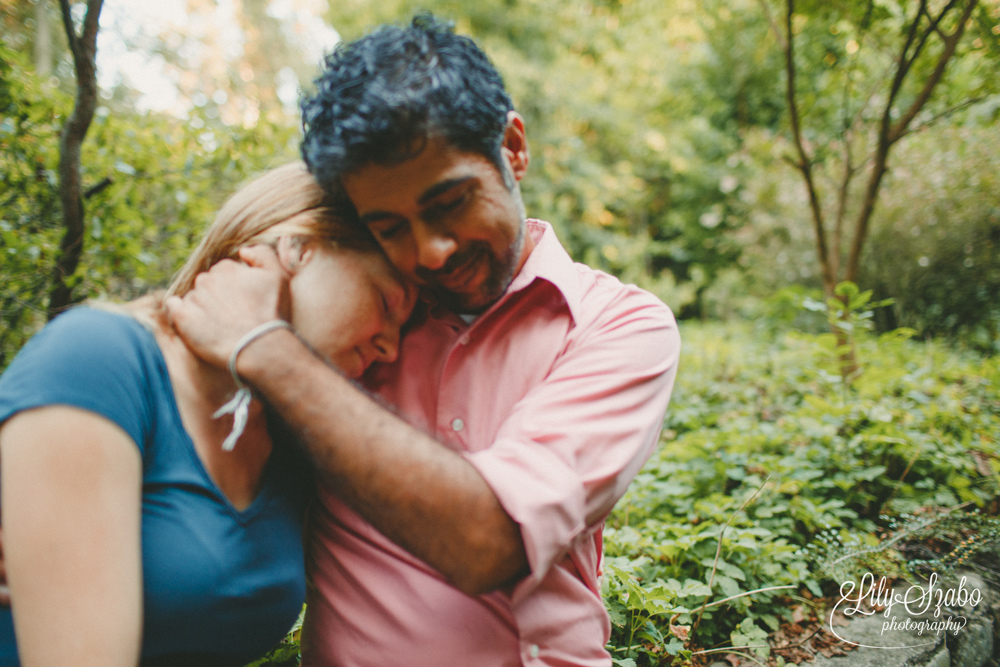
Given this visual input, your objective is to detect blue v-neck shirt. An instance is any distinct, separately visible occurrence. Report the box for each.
[0,308,311,666]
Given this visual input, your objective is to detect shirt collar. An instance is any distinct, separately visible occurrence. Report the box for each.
[505,219,583,325]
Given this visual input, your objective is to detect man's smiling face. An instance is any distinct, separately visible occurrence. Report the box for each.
[341,115,533,314]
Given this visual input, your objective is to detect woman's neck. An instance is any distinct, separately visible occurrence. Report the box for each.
[132,295,244,412]
[131,294,273,510]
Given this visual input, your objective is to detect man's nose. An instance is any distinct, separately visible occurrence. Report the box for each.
[412,224,457,272]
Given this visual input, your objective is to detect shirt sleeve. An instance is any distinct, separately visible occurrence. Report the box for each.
[0,308,159,454]
[463,284,680,591]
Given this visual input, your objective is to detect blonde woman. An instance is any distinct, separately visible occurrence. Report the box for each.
[0,163,415,667]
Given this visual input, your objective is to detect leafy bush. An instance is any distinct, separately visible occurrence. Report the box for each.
[0,44,299,370]
[602,320,1000,664]
[0,44,65,367]
[860,121,1000,351]
[718,109,1000,353]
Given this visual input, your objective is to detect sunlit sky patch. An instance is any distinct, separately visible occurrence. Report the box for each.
[95,0,339,117]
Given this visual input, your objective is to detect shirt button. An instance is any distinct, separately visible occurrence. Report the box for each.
[458,334,470,345]
[528,644,540,658]
[451,418,465,432]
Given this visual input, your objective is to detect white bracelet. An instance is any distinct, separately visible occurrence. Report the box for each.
[212,320,294,451]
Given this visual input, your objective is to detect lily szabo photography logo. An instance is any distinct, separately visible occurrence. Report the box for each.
[831,572,983,649]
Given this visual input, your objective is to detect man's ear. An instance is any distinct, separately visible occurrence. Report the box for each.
[275,236,314,275]
[501,111,529,183]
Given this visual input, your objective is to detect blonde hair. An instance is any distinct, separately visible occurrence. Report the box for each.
[167,162,376,297]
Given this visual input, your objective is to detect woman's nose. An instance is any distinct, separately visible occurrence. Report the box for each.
[372,328,400,364]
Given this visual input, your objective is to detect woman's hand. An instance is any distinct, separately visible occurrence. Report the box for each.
[165,245,291,369]
[0,406,142,667]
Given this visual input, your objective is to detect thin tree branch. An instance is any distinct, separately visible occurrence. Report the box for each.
[84,176,113,199]
[845,0,977,282]
[896,0,959,87]
[882,0,929,125]
[754,0,787,51]
[890,0,978,143]
[694,649,770,667]
[58,0,80,60]
[831,141,856,281]
[692,645,769,656]
[843,145,889,285]
[702,584,796,610]
[897,95,986,139]
[783,0,834,294]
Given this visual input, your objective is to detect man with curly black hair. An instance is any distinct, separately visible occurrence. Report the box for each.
[168,14,681,666]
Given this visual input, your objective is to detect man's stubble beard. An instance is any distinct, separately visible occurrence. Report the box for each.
[427,162,529,314]
[431,219,525,315]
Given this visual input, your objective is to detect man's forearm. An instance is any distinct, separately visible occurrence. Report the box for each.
[238,330,529,595]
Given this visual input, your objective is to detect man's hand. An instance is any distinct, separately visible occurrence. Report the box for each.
[165,246,291,369]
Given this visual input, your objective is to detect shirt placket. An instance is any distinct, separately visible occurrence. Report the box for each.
[434,318,475,450]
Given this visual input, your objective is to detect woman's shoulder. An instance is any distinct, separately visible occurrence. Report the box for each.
[53,301,158,337]
[20,304,162,366]
[0,304,169,453]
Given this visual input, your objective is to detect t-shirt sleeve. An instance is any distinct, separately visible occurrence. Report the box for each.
[463,284,681,593]
[0,308,159,454]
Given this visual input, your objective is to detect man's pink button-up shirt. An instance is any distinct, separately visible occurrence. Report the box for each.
[301,220,680,666]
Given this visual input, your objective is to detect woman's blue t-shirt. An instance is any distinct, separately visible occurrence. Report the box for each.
[0,308,311,667]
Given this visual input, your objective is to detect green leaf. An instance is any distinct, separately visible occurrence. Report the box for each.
[834,281,859,299]
[731,618,770,658]
[611,659,637,667]
[716,574,742,597]
[665,637,686,655]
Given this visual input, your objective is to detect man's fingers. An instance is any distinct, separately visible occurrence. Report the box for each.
[162,249,292,367]
[238,244,281,269]
[163,295,184,325]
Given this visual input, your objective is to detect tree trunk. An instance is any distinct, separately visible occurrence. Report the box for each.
[777,0,977,384]
[49,0,104,320]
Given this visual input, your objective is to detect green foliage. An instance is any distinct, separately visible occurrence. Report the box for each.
[806,510,1000,587]
[603,320,999,663]
[0,44,65,367]
[860,121,1000,351]
[0,45,299,370]
[801,281,894,338]
[707,108,1000,347]
[2,3,998,663]
[801,280,899,383]
[245,607,304,667]
[730,617,770,659]
[700,0,1000,344]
